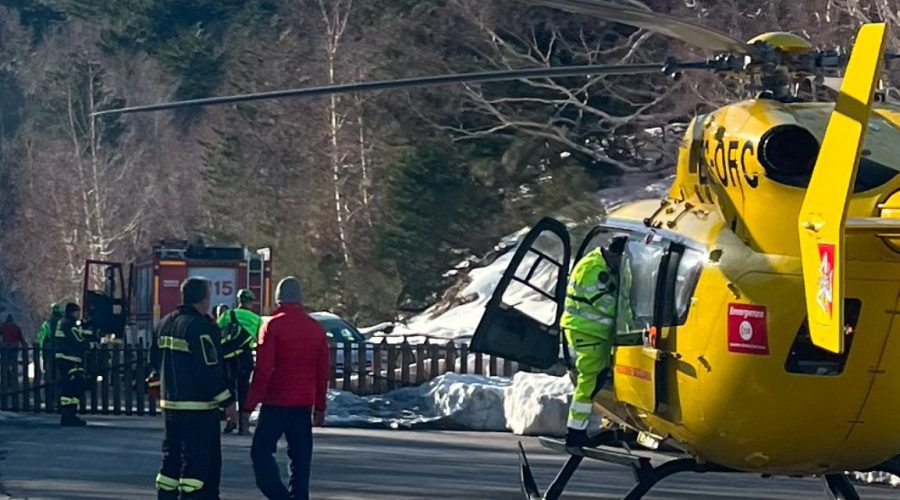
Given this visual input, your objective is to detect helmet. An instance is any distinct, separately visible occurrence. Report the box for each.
[64,302,80,318]
[215,304,230,317]
[602,234,628,274]
[50,303,62,316]
[237,289,256,304]
[605,234,628,255]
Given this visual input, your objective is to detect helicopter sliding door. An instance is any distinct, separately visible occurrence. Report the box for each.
[612,234,672,413]
[471,217,571,370]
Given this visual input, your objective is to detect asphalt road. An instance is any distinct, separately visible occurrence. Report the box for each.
[0,414,897,499]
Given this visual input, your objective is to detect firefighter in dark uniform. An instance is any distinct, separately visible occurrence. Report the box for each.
[149,278,232,500]
[55,303,87,427]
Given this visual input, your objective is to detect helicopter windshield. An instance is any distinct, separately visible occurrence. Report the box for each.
[674,248,705,322]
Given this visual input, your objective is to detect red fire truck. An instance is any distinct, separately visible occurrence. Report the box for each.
[82,239,273,345]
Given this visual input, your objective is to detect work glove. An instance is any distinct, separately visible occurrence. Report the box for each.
[146,372,161,401]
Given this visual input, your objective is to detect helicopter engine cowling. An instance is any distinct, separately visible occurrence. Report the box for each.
[757,124,820,186]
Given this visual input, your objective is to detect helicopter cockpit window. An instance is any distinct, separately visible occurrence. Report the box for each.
[500,230,565,326]
[616,236,668,345]
[673,247,704,323]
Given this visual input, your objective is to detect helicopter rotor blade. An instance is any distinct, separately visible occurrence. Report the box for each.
[93,63,676,116]
[531,0,753,56]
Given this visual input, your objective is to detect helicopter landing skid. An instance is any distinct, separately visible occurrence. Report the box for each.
[518,436,738,500]
[823,473,860,500]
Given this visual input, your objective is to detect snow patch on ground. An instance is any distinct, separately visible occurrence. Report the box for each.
[852,471,900,488]
[504,372,572,437]
[255,372,571,435]
[250,373,511,431]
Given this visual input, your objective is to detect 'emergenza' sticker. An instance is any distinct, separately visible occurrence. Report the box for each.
[727,304,769,355]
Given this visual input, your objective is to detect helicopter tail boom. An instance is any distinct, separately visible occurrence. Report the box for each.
[797,23,889,354]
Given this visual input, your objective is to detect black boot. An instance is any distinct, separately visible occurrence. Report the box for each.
[565,428,591,449]
[156,489,178,500]
[60,407,87,427]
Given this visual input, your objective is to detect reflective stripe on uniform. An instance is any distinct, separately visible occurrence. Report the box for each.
[213,389,231,404]
[55,353,83,363]
[570,283,610,297]
[564,307,614,325]
[156,473,179,491]
[160,389,230,410]
[178,478,204,493]
[60,396,80,406]
[567,414,590,430]
[200,335,218,366]
[159,400,218,410]
[223,348,244,359]
[569,401,593,414]
[158,336,190,353]
[68,367,85,375]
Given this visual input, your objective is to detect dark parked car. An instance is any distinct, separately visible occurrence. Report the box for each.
[311,312,373,376]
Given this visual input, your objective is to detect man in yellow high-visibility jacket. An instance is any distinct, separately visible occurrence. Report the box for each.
[561,236,627,449]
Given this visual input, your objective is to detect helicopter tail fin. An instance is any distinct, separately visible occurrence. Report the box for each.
[797,23,889,354]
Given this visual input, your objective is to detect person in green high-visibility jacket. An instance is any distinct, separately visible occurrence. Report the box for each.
[218,289,261,435]
[37,303,62,349]
[37,303,62,385]
[561,235,627,449]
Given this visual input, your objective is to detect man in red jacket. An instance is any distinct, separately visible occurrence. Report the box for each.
[244,276,328,500]
[1,315,25,348]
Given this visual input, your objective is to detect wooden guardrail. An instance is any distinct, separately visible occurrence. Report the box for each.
[328,340,524,395]
[0,341,524,414]
[0,346,157,416]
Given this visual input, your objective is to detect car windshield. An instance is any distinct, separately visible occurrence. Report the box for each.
[317,318,364,343]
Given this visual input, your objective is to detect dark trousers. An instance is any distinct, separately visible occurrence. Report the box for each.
[251,406,313,500]
[158,410,222,500]
[225,354,253,412]
[56,359,84,414]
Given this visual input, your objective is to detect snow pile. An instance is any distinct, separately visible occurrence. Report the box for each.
[504,372,572,437]
[308,372,572,435]
[852,471,900,488]
[428,373,509,430]
[260,373,510,431]
[250,372,576,434]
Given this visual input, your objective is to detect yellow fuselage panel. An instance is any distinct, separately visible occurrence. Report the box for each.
[603,152,900,473]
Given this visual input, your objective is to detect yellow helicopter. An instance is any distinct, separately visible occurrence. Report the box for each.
[96,0,900,498]
[468,3,900,499]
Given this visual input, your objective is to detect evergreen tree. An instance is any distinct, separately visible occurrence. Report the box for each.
[379,138,498,304]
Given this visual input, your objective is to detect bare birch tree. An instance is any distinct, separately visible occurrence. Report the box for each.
[318,0,354,266]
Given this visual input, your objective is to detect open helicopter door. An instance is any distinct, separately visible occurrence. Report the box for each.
[609,233,673,413]
[798,23,889,354]
[471,217,571,370]
[82,260,130,340]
